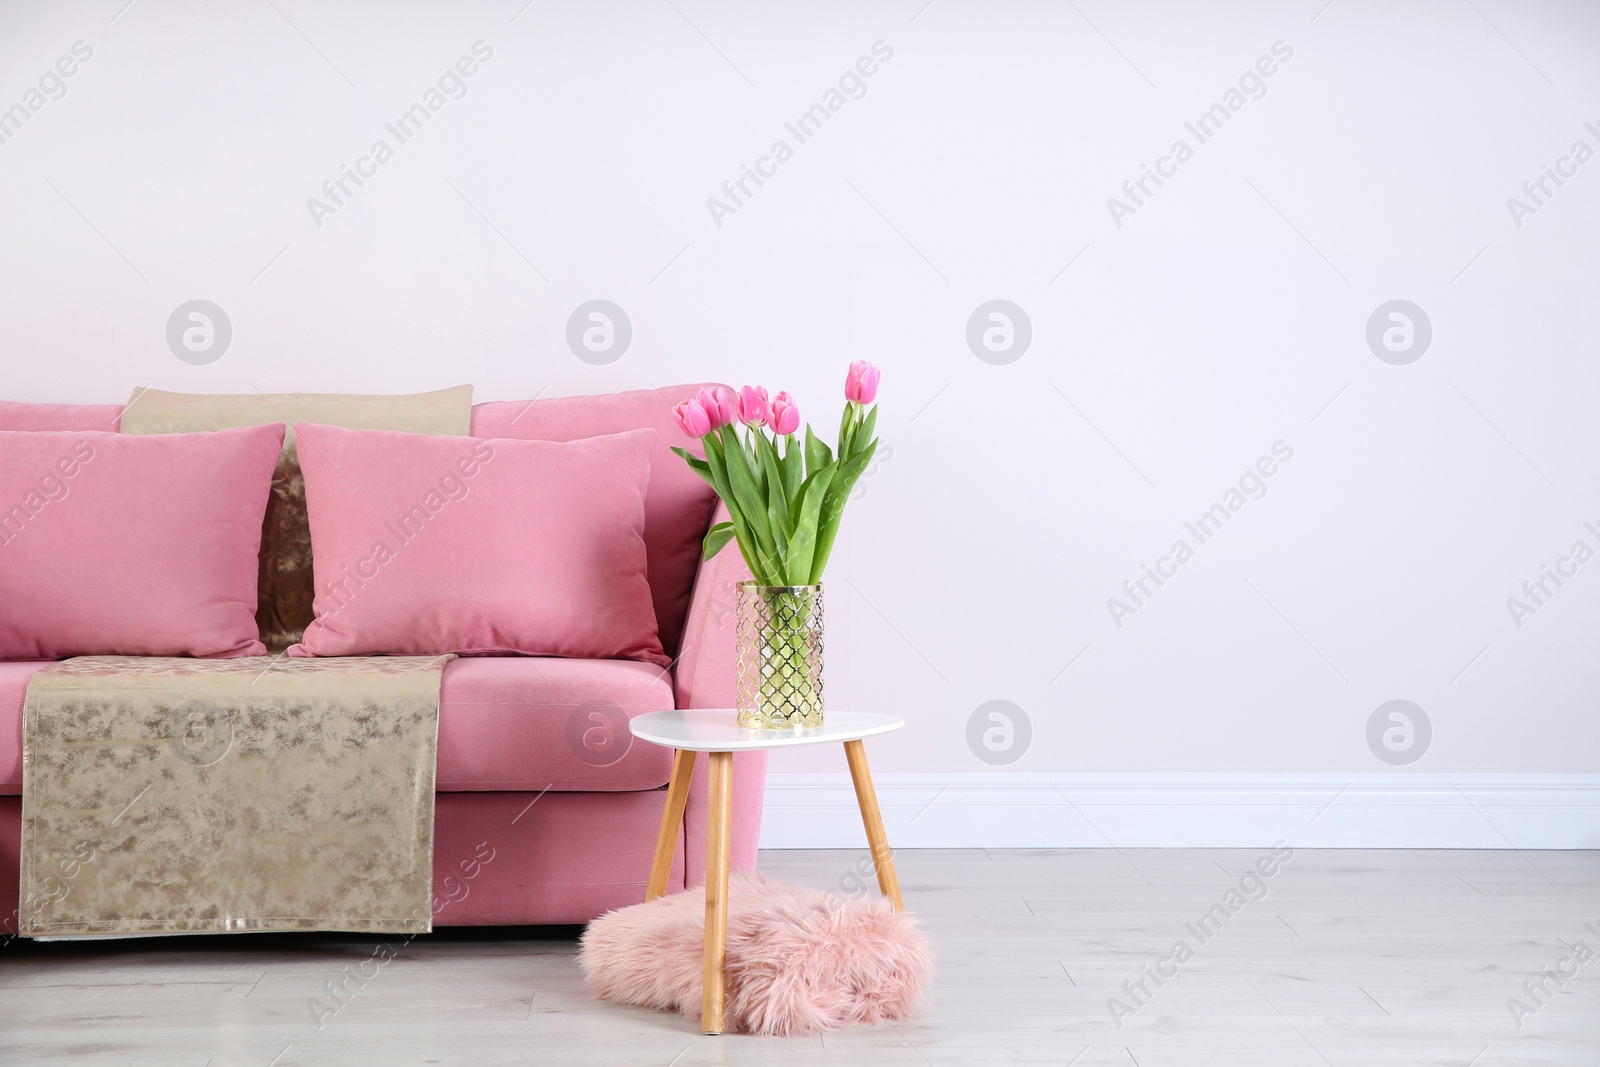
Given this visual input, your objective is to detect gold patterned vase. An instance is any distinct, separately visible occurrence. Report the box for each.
[735,582,824,729]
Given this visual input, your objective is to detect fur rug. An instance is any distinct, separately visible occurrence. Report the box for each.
[579,872,934,1036]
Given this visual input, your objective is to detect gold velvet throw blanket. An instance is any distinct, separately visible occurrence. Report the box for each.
[20,655,451,938]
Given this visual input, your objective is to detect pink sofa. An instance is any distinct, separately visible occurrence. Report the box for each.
[0,385,764,931]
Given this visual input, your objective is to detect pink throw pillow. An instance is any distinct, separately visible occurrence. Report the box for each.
[289,423,666,665]
[470,386,723,657]
[0,424,284,659]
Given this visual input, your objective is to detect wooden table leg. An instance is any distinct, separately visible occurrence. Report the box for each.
[701,750,733,1034]
[843,739,904,911]
[646,748,697,903]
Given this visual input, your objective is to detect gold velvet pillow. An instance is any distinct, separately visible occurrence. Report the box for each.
[120,386,473,652]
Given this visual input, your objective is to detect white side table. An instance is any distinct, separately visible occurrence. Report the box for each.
[629,708,906,1034]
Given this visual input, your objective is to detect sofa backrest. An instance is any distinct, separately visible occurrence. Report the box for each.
[0,386,720,659]
[0,401,122,432]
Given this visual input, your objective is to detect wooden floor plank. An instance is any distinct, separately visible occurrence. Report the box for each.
[0,848,1594,1064]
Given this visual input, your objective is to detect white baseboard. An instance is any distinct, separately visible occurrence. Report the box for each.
[759,773,1600,850]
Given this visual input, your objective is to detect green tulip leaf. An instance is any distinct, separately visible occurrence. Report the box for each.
[805,425,832,475]
[784,462,837,582]
[781,433,804,510]
[700,438,770,580]
[718,424,758,483]
[670,446,716,487]
[808,438,877,583]
[857,405,877,449]
[720,428,774,563]
[699,436,734,507]
[753,433,790,557]
[702,521,736,561]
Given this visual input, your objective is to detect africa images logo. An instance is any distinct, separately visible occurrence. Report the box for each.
[705,41,894,228]
[0,41,94,148]
[305,42,494,229]
[1107,442,1293,628]
[0,441,95,550]
[1505,119,1600,229]
[1106,41,1294,228]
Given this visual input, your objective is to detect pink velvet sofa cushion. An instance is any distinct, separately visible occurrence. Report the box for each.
[436,656,673,791]
[289,423,666,666]
[0,660,45,794]
[0,425,283,659]
[0,400,123,432]
[0,657,673,795]
[472,385,720,657]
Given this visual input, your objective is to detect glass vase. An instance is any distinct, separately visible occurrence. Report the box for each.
[735,582,824,729]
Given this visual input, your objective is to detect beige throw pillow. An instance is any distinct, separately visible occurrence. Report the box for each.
[120,385,473,652]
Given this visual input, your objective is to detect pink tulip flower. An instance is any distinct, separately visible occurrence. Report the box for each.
[845,360,881,405]
[697,386,734,430]
[673,397,712,438]
[769,391,800,435]
[737,385,770,428]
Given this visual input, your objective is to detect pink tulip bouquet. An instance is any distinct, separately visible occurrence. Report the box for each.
[671,361,881,586]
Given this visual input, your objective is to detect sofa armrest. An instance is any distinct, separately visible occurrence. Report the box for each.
[674,503,766,886]
[673,502,747,709]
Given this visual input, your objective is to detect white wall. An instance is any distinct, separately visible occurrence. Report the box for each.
[2,3,1597,836]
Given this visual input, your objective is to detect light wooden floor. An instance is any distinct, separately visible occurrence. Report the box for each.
[1,848,1596,1065]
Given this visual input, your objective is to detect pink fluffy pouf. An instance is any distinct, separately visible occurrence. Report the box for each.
[579,872,935,1036]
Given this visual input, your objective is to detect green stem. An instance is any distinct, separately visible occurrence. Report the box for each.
[752,587,822,726]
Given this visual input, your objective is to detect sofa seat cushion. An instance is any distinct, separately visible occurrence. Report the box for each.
[436,656,675,792]
[0,661,46,794]
[0,656,676,796]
